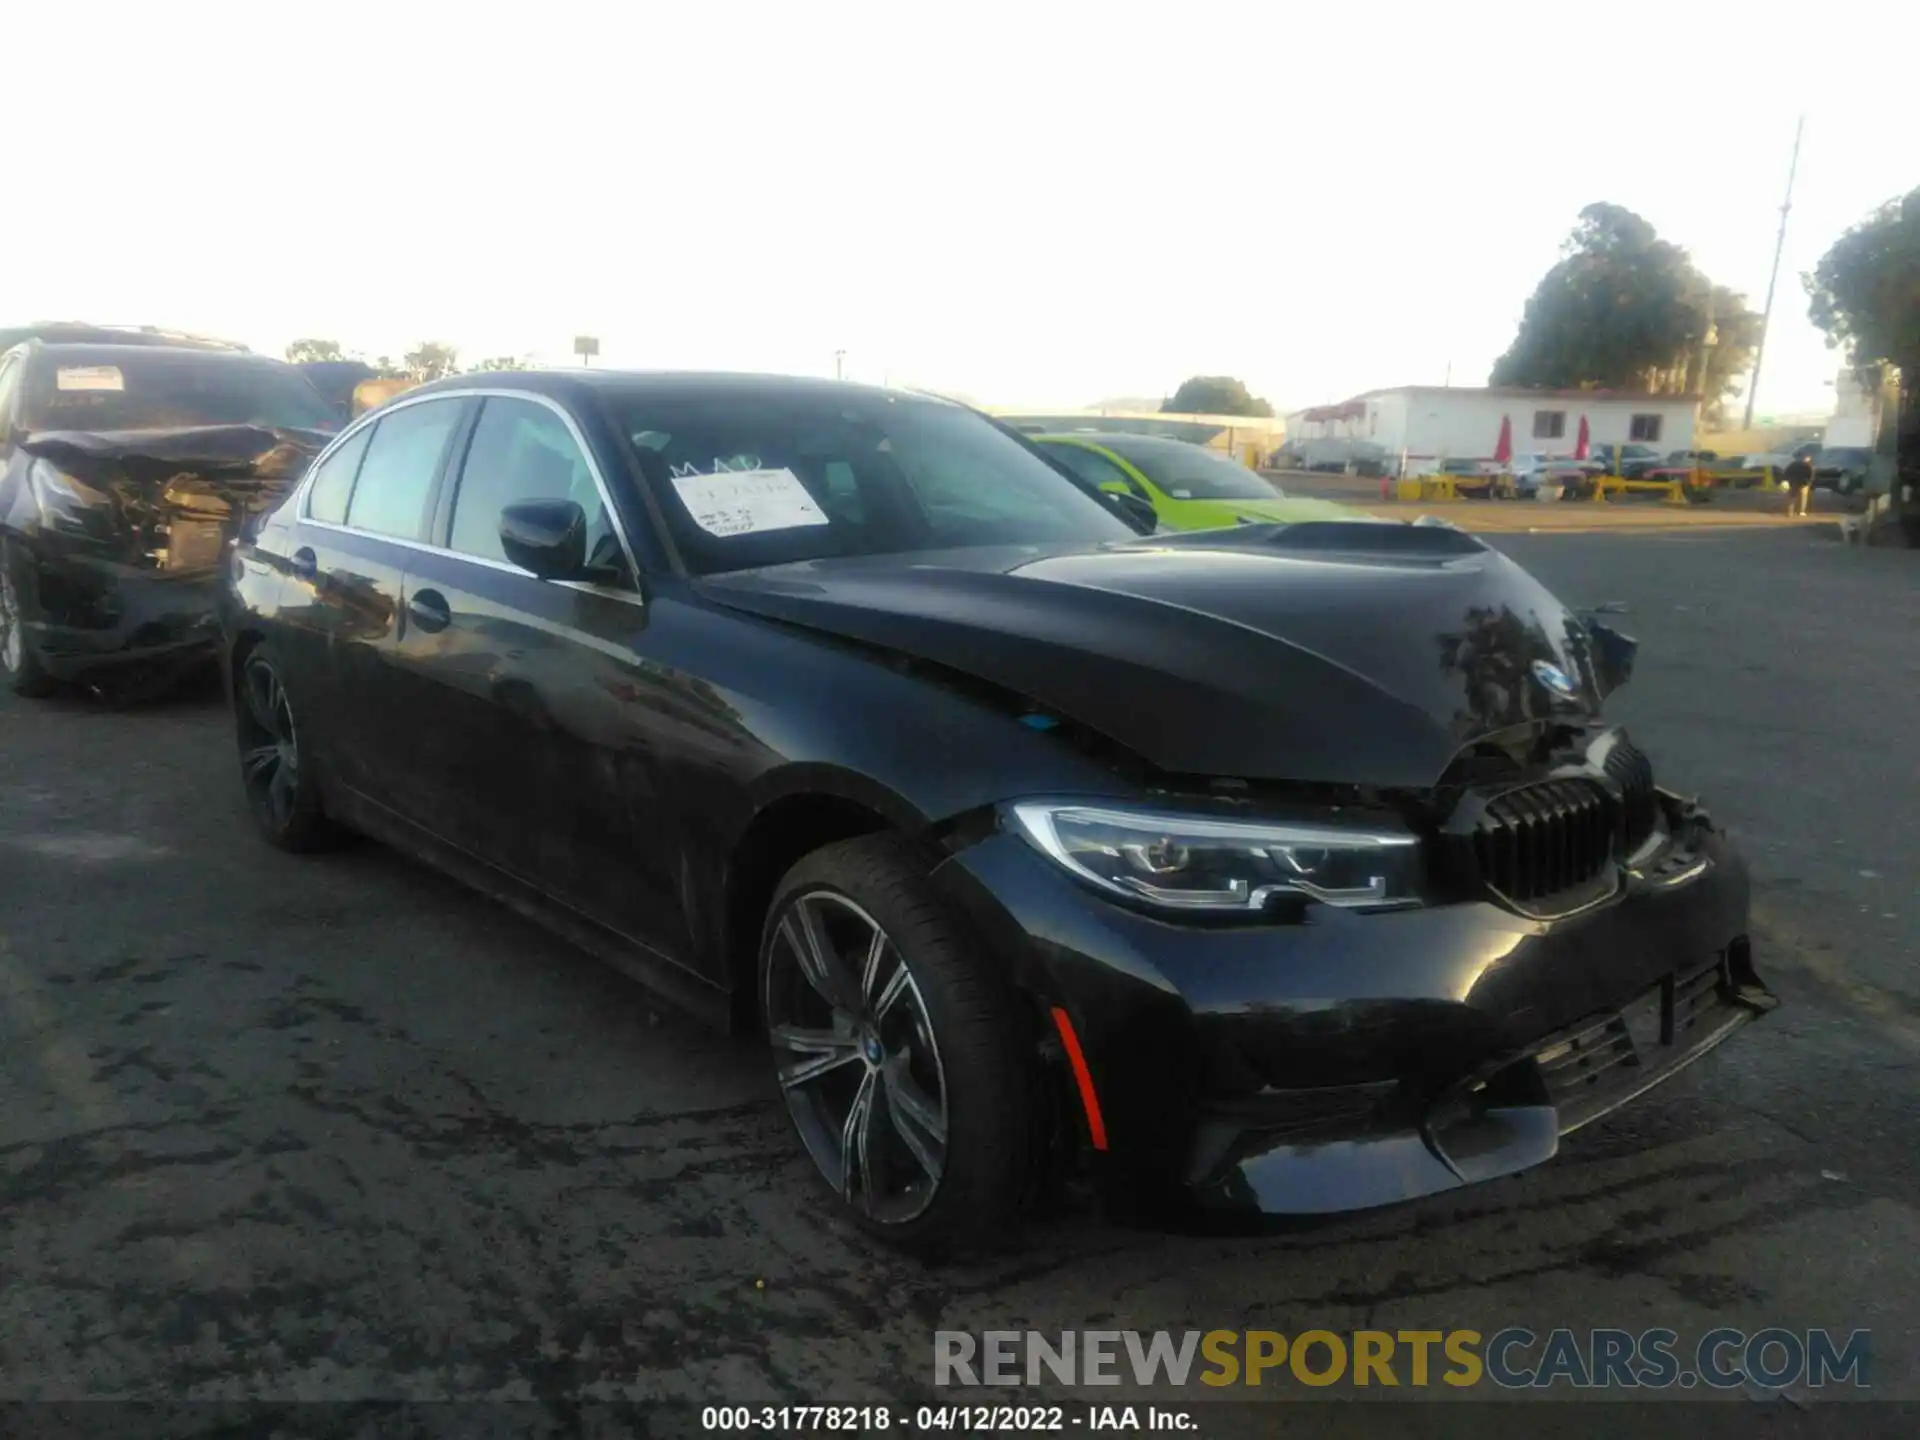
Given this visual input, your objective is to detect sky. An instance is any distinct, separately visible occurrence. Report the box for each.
[12,1,1917,423]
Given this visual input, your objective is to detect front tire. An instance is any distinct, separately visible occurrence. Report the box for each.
[0,539,59,699]
[760,836,1034,1255]
[234,640,341,852]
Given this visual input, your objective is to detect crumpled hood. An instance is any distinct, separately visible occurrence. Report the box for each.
[19,424,333,483]
[14,425,332,572]
[697,523,1613,789]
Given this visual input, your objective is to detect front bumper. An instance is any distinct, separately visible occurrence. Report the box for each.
[934,792,1772,1216]
[23,549,223,680]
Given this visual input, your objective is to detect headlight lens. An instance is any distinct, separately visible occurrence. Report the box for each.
[28,458,113,534]
[1008,802,1424,913]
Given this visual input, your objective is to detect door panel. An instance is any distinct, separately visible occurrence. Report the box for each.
[391,394,689,961]
[273,397,468,811]
[395,551,690,960]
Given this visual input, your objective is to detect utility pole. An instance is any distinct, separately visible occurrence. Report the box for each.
[834,350,846,381]
[1743,115,1805,431]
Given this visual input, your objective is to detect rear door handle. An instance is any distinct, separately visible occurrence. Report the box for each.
[407,588,451,633]
[290,546,317,581]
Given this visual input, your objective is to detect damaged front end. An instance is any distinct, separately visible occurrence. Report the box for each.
[0,425,328,690]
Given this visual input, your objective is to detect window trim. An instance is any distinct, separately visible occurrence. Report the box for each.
[294,386,645,602]
[441,394,622,574]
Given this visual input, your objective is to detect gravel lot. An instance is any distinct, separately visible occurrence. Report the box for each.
[2,525,1917,1430]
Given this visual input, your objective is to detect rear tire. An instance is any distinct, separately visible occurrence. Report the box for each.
[0,539,60,699]
[759,835,1034,1256]
[233,639,342,853]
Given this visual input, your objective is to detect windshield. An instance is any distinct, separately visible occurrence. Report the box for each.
[1099,438,1279,500]
[613,388,1135,574]
[23,352,341,434]
[1818,448,1871,464]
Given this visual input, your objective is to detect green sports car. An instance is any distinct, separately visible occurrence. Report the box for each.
[1034,432,1353,531]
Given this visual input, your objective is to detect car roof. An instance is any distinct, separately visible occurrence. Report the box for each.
[0,323,243,352]
[19,342,296,372]
[1041,431,1209,459]
[405,369,961,412]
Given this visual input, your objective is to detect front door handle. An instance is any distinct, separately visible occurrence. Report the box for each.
[290,546,317,582]
[407,588,451,633]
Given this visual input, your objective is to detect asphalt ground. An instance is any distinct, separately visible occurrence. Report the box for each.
[2,525,1917,1434]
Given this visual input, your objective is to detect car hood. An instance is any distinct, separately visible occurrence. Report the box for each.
[695,521,1622,789]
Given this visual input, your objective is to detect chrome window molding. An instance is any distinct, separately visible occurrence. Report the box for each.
[293,386,646,590]
[296,515,648,611]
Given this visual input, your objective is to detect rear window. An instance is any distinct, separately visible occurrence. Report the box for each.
[22,352,340,434]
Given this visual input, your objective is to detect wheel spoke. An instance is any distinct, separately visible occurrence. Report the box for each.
[839,1067,879,1206]
[241,743,280,783]
[872,958,913,1022]
[243,664,280,735]
[882,1055,947,1182]
[781,900,854,1012]
[267,761,295,823]
[770,1024,864,1092]
[859,926,890,1008]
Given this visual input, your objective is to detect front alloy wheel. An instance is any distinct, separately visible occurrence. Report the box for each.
[767,890,951,1225]
[760,837,1033,1253]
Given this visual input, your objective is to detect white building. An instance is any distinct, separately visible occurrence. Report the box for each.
[1285,386,1700,472]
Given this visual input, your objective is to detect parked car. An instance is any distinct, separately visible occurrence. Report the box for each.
[1665,449,1719,466]
[1508,453,1592,497]
[220,371,1774,1252]
[1813,446,1873,494]
[1741,441,1821,472]
[0,339,340,696]
[1034,432,1353,529]
[1588,443,1664,478]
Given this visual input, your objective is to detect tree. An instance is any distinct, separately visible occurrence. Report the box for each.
[399,342,460,381]
[1806,185,1920,541]
[285,338,351,364]
[468,355,533,372]
[1162,376,1273,417]
[1491,204,1760,421]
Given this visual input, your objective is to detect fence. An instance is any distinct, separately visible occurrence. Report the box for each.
[1381,466,1785,507]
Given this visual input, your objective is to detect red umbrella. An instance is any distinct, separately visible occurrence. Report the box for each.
[1493,414,1513,467]
[1574,415,1591,460]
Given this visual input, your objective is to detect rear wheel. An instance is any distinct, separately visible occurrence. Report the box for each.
[0,540,59,699]
[234,641,340,852]
[760,836,1033,1255]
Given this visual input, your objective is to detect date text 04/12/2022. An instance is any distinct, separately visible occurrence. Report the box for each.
[700,1405,1194,1431]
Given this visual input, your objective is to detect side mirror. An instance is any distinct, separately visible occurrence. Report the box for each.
[500,499,587,579]
[1105,489,1160,535]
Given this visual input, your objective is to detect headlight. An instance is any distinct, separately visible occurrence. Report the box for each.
[1008,801,1424,913]
[28,458,113,534]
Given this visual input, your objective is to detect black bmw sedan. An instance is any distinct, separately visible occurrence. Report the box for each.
[219,370,1773,1252]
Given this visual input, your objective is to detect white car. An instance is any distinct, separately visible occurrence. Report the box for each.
[1508,453,1597,497]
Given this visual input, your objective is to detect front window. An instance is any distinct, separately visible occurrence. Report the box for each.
[1097,438,1279,500]
[23,352,342,434]
[612,389,1134,575]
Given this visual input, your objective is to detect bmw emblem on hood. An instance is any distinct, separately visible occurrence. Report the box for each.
[1531,659,1579,699]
